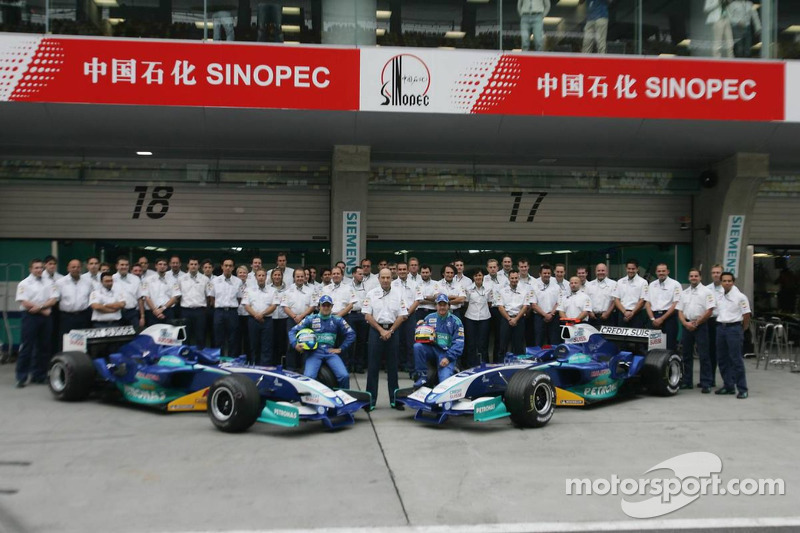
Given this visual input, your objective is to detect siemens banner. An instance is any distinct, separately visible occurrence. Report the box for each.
[343,211,361,276]
[724,215,745,277]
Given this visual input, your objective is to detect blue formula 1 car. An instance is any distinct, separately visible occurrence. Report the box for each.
[395,322,681,428]
[49,325,370,433]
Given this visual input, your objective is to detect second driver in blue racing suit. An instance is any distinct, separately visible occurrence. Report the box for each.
[289,295,355,388]
[413,294,464,387]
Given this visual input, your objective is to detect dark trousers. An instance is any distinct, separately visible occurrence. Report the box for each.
[588,310,616,330]
[618,309,646,329]
[213,308,240,357]
[204,307,215,348]
[652,311,678,351]
[396,314,415,371]
[682,322,709,387]
[345,311,368,371]
[732,24,752,58]
[247,316,273,365]
[121,308,139,330]
[181,307,207,348]
[17,313,52,383]
[707,318,718,385]
[50,307,61,359]
[499,316,526,359]
[534,314,560,347]
[285,319,300,370]
[367,327,399,407]
[239,316,250,356]
[489,306,503,362]
[717,323,747,393]
[58,310,91,351]
[463,317,490,368]
[145,307,175,328]
[272,318,288,366]
[524,310,536,346]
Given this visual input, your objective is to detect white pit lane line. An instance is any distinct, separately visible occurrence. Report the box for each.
[161,516,800,533]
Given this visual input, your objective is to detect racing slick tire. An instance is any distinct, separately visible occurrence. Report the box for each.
[425,360,440,388]
[208,375,262,433]
[642,349,682,396]
[49,351,96,401]
[504,370,555,428]
[316,364,338,390]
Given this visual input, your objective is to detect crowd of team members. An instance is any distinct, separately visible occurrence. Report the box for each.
[13,252,753,404]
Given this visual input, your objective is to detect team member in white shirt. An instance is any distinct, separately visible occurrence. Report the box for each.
[531,264,561,347]
[15,258,59,387]
[497,255,514,284]
[43,255,63,283]
[55,259,93,345]
[714,272,751,399]
[323,266,357,317]
[360,258,380,293]
[269,268,290,367]
[266,252,294,286]
[112,257,144,329]
[553,264,570,300]
[484,259,507,362]
[391,261,423,372]
[179,258,210,348]
[363,268,408,410]
[347,266,370,373]
[408,257,421,284]
[209,258,242,357]
[452,259,474,307]
[576,266,589,291]
[613,258,648,328]
[90,272,126,327]
[136,256,158,282]
[558,276,592,322]
[415,264,439,323]
[334,261,354,285]
[497,269,531,357]
[436,264,467,315]
[645,263,682,350]
[677,268,716,392]
[705,264,724,388]
[586,262,617,328]
[142,258,181,326]
[236,266,251,357]
[282,269,317,370]
[245,256,262,286]
[242,268,279,366]
[464,269,492,367]
[81,256,103,290]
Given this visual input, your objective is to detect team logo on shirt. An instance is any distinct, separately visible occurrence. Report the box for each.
[380,54,430,108]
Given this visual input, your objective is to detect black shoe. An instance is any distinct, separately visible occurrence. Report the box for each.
[15,380,26,389]
[679,383,693,390]
[391,403,405,411]
[696,382,703,388]
[737,391,749,399]
[715,387,735,395]
[30,378,47,385]
[701,387,711,394]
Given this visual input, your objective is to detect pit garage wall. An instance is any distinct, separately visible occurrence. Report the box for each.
[0,184,330,241]
[367,191,692,243]
[750,197,800,246]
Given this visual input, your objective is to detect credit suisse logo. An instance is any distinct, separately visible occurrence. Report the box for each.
[380,53,431,107]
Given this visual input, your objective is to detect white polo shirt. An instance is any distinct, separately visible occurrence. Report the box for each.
[417,278,439,311]
[436,279,467,310]
[532,278,560,313]
[351,281,368,312]
[282,284,315,316]
[111,273,142,310]
[322,282,358,315]
[706,282,724,318]
[143,274,181,310]
[362,287,408,325]
[56,275,93,313]
[391,277,422,312]
[140,269,158,283]
[166,270,187,286]
[558,291,592,321]
[454,273,474,292]
[586,277,617,314]
[465,284,492,321]
[614,275,648,310]
[242,284,278,315]
[16,274,58,310]
[89,286,124,322]
[362,273,380,293]
[498,284,530,317]
[270,282,289,319]
[716,286,751,324]
[267,267,294,285]
[209,275,243,308]
[553,278,570,300]
[646,277,683,312]
[81,271,102,291]
[179,273,209,308]
[676,284,716,321]
[484,274,508,306]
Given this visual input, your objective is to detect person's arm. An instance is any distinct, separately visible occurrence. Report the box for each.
[751,3,762,33]
[678,309,693,330]
[337,302,353,318]
[444,320,465,365]
[742,312,751,331]
[334,319,357,354]
[543,0,551,17]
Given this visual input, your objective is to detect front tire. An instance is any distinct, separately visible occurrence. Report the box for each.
[642,349,682,396]
[207,375,262,433]
[316,364,338,389]
[49,351,95,401]
[504,370,555,428]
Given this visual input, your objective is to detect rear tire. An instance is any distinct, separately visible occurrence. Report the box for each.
[504,370,555,428]
[207,375,261,433]
[49,351,95,401]
[316,364,338,389]
[642,349,682,396]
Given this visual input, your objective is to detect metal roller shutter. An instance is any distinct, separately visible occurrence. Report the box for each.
[0,184,330,240]
[368,191,691,243]
[750,197,800,245]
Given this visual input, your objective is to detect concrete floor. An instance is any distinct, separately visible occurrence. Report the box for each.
[0,358,798,533]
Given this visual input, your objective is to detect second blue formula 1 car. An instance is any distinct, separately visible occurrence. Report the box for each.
[395,322,681,428]
[49,324,370,433]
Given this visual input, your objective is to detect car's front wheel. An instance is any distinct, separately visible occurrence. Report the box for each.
[207,375,262,433]
[504,370,555,428]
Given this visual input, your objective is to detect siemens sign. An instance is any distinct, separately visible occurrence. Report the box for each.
[724,215,745,277]
[343,211,361,276]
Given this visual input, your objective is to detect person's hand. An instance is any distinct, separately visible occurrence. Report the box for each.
[295,344,305,353]
[41,307,51,317]
[440,357,450,368]
[684,322,696,332]
[329,348,342,355]
[294,315,303,324]
[380,329,392,341]
[138,316,145,327]
[601,311,610,320]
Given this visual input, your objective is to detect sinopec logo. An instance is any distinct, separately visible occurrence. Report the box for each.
[380,54,430,107]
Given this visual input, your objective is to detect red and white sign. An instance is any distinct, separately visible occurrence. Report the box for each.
[361,48,785,121]
[0,34,359,110]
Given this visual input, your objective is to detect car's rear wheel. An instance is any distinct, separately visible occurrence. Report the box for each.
[642,349,682,396]
[504,370,555,428]
[49,351,95,401]
[207,375,261,433]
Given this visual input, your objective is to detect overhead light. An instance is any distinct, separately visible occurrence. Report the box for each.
[107,17,124,25]
[554,250,573,254]
[282,6,300,15]
[539,252,553,255]
[659,53,676,57]
[511,48,522,52]
[376,10,391,19]
[230,247,242,252]
[445,31,466,39]
[438,46,456,50]
[281,25,301,33]
[543,17,563,25]
[752,42,762,50]
[94,0,118,5]
[195,21,213,29]
[155,247,168,253]
[753,253,772,258]
[784,25,800,33]
[396,249,409,254]
[144,246,158,251]
[558,0,581,6]
[136,151,153,156]
[468,250,481,254]
[284,40,300,45]
[376,28,386,36]
[678,38,691,46]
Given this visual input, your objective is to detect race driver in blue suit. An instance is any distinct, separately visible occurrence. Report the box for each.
[289,295,355,388]
[413,294,465,387]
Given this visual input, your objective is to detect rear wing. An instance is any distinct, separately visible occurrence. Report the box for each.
[598,326,666,351]
[63,326,138,356]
